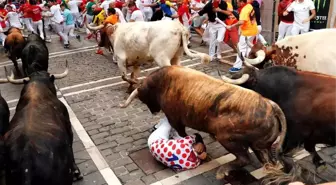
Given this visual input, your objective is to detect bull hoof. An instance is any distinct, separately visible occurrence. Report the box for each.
[72,169,83,182]
[216,166,229,180]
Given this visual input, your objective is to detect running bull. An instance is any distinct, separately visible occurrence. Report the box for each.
[5,34,68,84]
[244,29,336,76]
[86,21,211,89]
[220,65,336,172]
[3,27,26,77]
[20,33,49,77]
[120,66,287,179]
[4,70,82,185]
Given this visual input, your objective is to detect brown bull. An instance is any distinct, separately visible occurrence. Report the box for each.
[4,27,25,76]
[120,66,287,180]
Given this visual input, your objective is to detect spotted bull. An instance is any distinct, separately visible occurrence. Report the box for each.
[220,65,336,173]
[86,21,211,91]
[244,29,336,76]
[4,71,82,185]
[120,66,287,180]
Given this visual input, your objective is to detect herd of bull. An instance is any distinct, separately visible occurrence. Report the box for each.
[0,28,80,184]
[0,21,334,184]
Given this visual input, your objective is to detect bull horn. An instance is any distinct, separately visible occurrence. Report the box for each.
[244,50,266,65]
[218,70,250,85]
[52,60,69,79]
[120,89,138,108]
[4,67,29,84]
[86,23,104,31]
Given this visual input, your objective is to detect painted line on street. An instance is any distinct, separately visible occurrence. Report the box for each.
[60,97,122,185]
[0,46,97,67]
[63,62,202,97]
[59,58,198,91]
[150,147,323,185]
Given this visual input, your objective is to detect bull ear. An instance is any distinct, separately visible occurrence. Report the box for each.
[49,75,55,83]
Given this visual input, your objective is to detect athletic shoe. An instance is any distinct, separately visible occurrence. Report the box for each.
[229,67,241,73]
[64,44,70,49]
[96,49,103,55]
[76,35,81,42]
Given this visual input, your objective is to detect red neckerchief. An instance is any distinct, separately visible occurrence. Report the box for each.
[129,6,139,13]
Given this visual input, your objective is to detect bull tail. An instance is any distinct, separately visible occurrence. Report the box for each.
[261,100,304,185]
[180,27,210,64]
[269,100,286,161]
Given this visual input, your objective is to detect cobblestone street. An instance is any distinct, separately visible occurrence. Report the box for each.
[0,29,335,185]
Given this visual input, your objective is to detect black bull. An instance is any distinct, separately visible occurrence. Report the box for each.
[120,66,288,180]
[4,72,83,185]
[219,66,336,173]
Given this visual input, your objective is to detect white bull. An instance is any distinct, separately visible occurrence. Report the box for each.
[87,20,211,87]
[244,28,336,76]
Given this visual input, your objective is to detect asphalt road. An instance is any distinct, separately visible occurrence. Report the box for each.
[0,27,334,185]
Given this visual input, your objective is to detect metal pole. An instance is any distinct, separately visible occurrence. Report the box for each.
[271,0,276,43]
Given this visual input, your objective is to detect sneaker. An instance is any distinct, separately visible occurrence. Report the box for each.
[76,35,81,42]
[45,38,51,43]
[229,67,241,73]
[64,44,70,49]
[96,49,103,55]
[200,40,206,46]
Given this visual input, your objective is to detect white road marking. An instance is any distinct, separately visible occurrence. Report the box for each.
[59,58,197,91]
[60,97,122,185]
[0,46,97,67]
[62,62,202,97]
[150,147,324,185]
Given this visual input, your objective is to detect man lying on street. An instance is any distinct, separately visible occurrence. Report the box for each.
[148,117,207,171]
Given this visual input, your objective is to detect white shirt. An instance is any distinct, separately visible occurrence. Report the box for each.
[190,0,204,15]
[100,0,113,14]
[68,0,82,13]
[287,0,315,27]
[50,4,64,24]
[115,7,126,23]
[130,10,144,21]
[6,12,22,28]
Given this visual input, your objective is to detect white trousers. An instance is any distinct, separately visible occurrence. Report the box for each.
[71,12,81,26]
[147,117,182,147]
[52,22,67,44]
[277,21,293,41]
[0,26,6,46]
[23,18,34,32]
[233,35,256,69]
[142,7,153,21]
[257,25,267,44]
[32,20,44,40]
[63,24,76,44]
[208,22,226,60]
[85,14,94,34]
[291,23,309,36]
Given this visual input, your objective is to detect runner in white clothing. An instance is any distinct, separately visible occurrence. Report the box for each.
[128,1,144,22]
[48,0,67,43]
[67,0,83,28]
[139,0,153,21]
[4,5,22,29]
[283,0,316,35]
